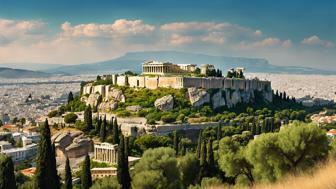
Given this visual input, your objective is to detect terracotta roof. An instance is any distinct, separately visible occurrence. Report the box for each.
[20,167,36,176]
[327,129,336,135]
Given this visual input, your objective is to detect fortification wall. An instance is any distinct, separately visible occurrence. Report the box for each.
[158,77,183,88]
[105,74,272,95]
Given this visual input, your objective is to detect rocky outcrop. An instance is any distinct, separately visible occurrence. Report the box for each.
[98,101,118,112]
[86,93,102,108]
[53,131,93,159]
[188,88,210,107]
[126,105,142,112]
[154,95,174,111]
[211,91,226,109]
[107,88,126,102]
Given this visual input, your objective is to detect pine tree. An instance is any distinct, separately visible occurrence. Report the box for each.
[113,118,119,144]
[216,122,222,141]
[196,130,203,158]
[67,91,74,104]
[36,119,60,189]
[206,140,215,177]
[64,157,72,189]
[81,154,92,189]
[100,117,107,142]
[84,105,93,132]
[0,154,17,189]
[124,137,131,189]
[173,130,179,155]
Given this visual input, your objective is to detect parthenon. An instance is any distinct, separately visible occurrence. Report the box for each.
[142,61,196,75]
[94,143,118,164]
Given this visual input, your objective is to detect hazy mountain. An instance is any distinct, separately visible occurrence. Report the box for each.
[40,51,336,75]
[0,67,51,78]
[0,63,64,71]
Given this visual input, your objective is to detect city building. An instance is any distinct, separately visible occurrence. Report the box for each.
[142,61,196,75]
[1,143,38,162]
[91,167,117,179]
[200,64,215,75]
[0,141,13,152]
[94,142,118,164]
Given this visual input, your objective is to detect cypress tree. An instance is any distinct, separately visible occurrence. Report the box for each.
[100,117,106,142]
[64,157,72,189]
[51,144,60,188]
[124,137,131,189]
[206,140,215,177]
[117,135,126,188]
[113,118,119,144]
[198,140,208,181]
[251,123,257,135]
[81,154,92,189]
[0,154,17,189]
[96,116,102,133]
[173,130,179,155]
[216,122,222,141]
[108,117,114,135]
[179,141,186,156]
[84,105,93,132]
[196,130,202,158]
[36,119,60,189]
[67,91,74,104]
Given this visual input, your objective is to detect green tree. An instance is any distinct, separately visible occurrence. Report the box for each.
[81,154,92,189]
[100,116,107,142]
[64,157,72,189]
[246,122,330,182]
[178,153,200,188]
[67,91,74,104]
[117,135,130,189]
[218,137,254,185]
[90,177,121,189]
[0,154,17,189]
[113,118,120,144]
[216,122,222,141]
[64,113,78,124]
[198,140,208,181]
[132,147,181,189]
[196,131,203,158]
[124,137,131,189]
[35,119,60,189]
[173,130,179,156]
[84,105,93,132]
[206,140,215,177]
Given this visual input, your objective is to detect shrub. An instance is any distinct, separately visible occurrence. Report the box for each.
[47,110,58,118]
[64,113,78,124]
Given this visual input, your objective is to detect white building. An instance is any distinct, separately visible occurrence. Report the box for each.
[2,143,38,162]
[94,143,118,164]
[0,141,13,152]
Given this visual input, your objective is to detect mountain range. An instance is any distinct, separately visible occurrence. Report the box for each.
[1,51,335,78]
[0,67,51,78]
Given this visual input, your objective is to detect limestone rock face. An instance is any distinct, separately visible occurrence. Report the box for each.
[188,88,210,107]
[107,88,126,102]
[154,95,174,111]
[98,101,118,112]
[211,91,226,109]
[82,84,92,95]
[126,105,142,112]
[86,93,102,108]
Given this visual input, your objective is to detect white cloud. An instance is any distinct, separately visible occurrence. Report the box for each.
[0,18,46,45]
[60,19,155,38]
[168,34,193,45]
[302,35,334,48]
[239,38,293,50]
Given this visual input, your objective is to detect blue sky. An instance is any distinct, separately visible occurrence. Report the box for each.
[0,0,335,70]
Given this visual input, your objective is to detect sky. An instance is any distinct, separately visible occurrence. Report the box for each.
[0,0,335,70]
